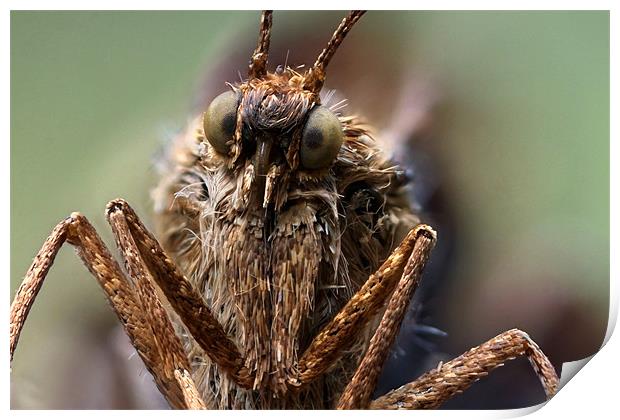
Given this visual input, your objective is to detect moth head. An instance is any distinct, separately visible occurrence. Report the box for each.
[201,11,365,208]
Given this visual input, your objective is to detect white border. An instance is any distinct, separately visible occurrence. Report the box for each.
[3,1,616,419]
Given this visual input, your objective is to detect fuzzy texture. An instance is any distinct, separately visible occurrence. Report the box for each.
[152,68,419,408]
[369,329,560,409]
[9,12,560,410]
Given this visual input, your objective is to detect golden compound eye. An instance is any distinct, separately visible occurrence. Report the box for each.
[300,106,344,170]
[203,90,239,155]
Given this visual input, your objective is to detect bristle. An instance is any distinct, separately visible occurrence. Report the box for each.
[248,11,273,78]
[151,9,420,409]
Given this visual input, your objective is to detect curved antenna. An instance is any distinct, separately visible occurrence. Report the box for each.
[303,11,366,94]
[248,10,273,78]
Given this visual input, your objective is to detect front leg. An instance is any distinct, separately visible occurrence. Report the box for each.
[105,199,254,389]
[294,224,436,387]
[337,224,436,408]
[10,212,203,409]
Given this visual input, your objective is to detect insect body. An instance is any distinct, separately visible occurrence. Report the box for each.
[10,11,559,409]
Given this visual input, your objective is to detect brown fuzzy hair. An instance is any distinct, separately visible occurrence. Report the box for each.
[151,14,419,409]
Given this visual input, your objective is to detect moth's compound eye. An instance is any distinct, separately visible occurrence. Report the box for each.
[203,91,240,155]
[300,106,343,170]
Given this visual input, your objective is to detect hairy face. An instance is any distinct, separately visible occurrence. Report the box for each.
[150,12,419,404]
[196,70,353,393]
[202,71,345,209]
[154,69,415,403]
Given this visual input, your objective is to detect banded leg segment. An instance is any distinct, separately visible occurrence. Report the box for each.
[369,329,560,409]
[174,369,207,409]
[295,224,436,387]
[105,199,253,388]
[10,218,69,359]
[107,210,195,394]
[10,212,201,409]
[337,225,437,409]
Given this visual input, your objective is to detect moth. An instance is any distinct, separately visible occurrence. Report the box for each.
[10,11,560,409]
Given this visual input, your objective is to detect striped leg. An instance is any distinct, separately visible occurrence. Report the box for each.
[337,225,436,409]
[295,224,436,388]
[10,211,204,409]
[369,329,559,409]
[105,199,254,389]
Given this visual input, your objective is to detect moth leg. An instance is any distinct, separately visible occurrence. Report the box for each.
[336,226,437,409]
[174,369,207,409]
[105,208,207,409]
[295,224,437,387]
[368,328,560,409]
[10,212,204,409]
[105,199,254,389]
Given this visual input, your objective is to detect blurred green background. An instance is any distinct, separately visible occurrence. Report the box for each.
[11,11,609,409]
